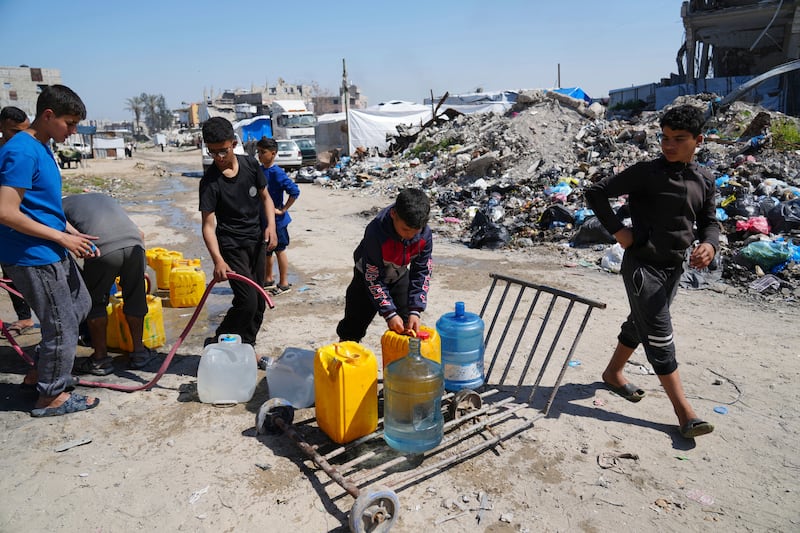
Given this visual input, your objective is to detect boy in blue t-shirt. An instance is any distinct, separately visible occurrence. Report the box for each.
[256,137,300,295]
[0,85,100,417]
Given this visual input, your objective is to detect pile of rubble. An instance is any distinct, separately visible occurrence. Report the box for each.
[307,91,800,301]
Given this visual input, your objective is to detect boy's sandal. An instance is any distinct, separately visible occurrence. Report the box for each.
[73,356,115,376]
[263,281,277,290]
[130,348,158,370]
[269,285,292,296]
[6,322,35,336]
[30,393,100,417]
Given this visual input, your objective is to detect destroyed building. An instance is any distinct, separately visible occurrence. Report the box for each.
[610,0,800,116]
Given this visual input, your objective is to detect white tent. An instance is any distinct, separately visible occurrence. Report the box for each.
[348,101,433,154]
[314,99,509,156]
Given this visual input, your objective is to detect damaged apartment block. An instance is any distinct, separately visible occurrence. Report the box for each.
[611,0,800,116]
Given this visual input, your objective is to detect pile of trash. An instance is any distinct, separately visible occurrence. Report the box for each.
[302,91,800,301]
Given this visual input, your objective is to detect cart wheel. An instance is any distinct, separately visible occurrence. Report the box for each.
[447,389,482,420]
[349,486,399,533]
[255,398,295,435]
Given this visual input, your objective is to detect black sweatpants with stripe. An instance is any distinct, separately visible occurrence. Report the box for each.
[617,252,682,375]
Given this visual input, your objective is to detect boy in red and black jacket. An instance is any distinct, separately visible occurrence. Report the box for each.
[337,188,432,342]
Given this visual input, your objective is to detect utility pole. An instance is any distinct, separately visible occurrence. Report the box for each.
[557,63,561,88]
[342,58,350,155]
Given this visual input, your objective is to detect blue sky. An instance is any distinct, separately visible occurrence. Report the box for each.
[2,0,686,122]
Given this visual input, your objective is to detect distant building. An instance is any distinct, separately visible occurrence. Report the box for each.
[200,78,368,121]
[610,0,800,116]
[313,84,368,115]
[0,65,62,118]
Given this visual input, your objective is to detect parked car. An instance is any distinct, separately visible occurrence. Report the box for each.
[294,138,317,166]
[274,139,303,170]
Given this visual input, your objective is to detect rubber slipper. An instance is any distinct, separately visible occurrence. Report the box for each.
[6,323,34,336]
[270,284,292,296]
[604,381,646,403]
[263,281,277,290]
[680,418,714,439]
[73,356,115,376]
[30,393,100,418]
[129,348,158,370]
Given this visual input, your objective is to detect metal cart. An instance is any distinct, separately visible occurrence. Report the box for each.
[256,273,606,532]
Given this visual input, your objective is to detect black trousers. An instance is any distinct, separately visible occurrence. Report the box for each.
[217,242,266,345]
[618,252,682,375]
[336,267,409,342]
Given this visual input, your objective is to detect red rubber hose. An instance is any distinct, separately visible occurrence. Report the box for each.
[77,272,274,392]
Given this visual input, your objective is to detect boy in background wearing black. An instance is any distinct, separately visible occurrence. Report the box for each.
[585,105,719,439]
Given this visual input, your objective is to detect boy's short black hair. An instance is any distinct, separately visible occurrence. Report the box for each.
[660,105,705,137]
[256,136,277,151]
[202,117,235,144]
[36,85,86,120]
[394,188,430,229]
[0,106,28,123]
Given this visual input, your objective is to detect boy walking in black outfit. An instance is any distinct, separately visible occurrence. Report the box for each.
[584,105,719,439]
[199,117,277,346]
[337,188,433,342]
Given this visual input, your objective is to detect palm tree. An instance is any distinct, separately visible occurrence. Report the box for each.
[143,93,159,133]
[124,95,144,135]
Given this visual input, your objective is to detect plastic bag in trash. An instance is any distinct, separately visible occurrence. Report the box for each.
[537,204,574,229]
[600,243,624,273]
[469,210,509,249]
[570,216,616,246]
[766,199,800,234]
[736,240,793,271]
[735,216,770,235]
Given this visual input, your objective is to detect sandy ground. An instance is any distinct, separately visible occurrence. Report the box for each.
[0,147,798,532]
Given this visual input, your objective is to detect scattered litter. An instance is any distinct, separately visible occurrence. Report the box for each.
[686,488,715,506]
[499,512,514,523]
[749,273,782,293]
[255,463,272,471]
[592,398,605,407]
[310,273,335,281]
[675,455,690,461]
[435,511,469,525]
[597,452,640,473]
[297,286,312,292]
[476,492,491,524]
[54,436,92,452]
[568,360,581,367]
[189,485,209,504]
[714,406,729,415]
[78,472,89,477]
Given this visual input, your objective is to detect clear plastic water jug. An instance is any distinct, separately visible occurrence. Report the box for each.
[197,334,257,404]
[436,301,485,391]
[383,337,444,454]
[265,347,316,408]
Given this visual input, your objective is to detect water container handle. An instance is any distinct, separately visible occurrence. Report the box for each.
[455,301,465,317]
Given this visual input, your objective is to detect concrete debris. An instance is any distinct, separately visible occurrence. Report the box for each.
[302,94,800,302]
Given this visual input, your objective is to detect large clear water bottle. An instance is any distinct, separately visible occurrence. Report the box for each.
[197,334,257,404]
[436,301,485,391]
[383,337,444,453]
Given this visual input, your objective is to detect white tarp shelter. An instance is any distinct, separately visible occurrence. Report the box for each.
[348,101,433,154]
[315,98,511,156]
